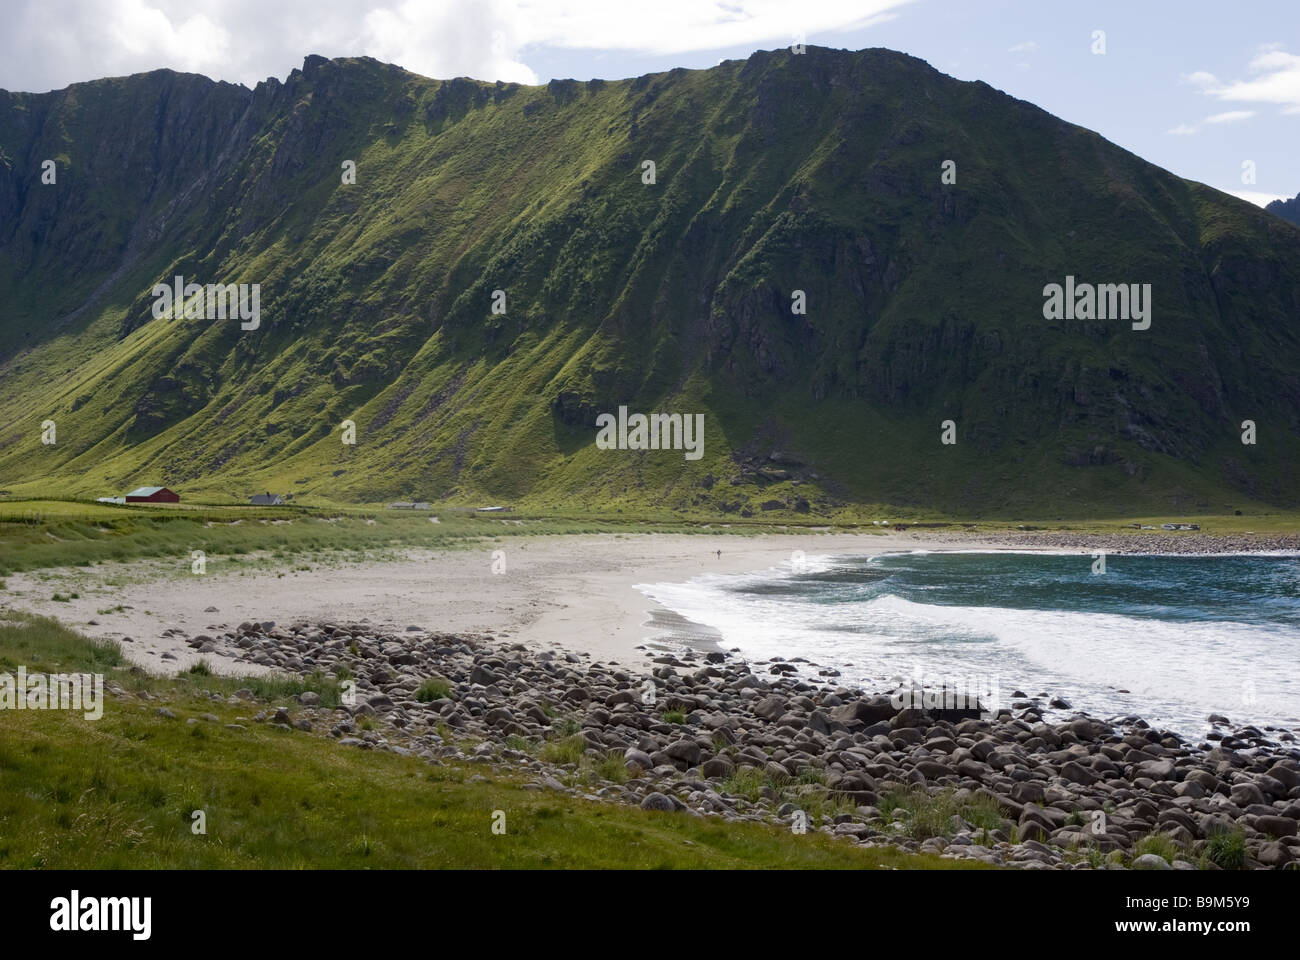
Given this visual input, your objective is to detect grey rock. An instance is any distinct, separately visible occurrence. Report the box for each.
[830,696,896,726]
[1132,854,1173,870]
[665,739,702,766]
[701,757,735,779]
[1230,782,1266,807]
[624,748,654,770]
[470,664,503,686]
[1254,815,1298,838]
[1060,761,1100,785]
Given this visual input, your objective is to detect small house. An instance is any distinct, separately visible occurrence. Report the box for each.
[249,492,283,505]
[125,486,179,504]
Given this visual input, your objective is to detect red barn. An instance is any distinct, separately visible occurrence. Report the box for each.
[124,486,180,504]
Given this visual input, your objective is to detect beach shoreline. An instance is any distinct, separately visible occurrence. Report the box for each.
[0,531,995,673]
[2,528,1297,678]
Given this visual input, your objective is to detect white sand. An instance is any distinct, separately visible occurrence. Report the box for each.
[1,531,1049,675]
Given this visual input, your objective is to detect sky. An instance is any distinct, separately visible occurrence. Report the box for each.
[0,0,1295,206]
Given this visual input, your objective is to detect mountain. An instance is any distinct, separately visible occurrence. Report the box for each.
[1267,192,1300,228]
[2,47,1299,517]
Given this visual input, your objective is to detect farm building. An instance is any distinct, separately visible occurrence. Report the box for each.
[125,486,179,503]
[249,493,283,505]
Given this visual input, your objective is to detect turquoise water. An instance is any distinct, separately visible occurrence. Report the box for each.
[637,551,1300,739]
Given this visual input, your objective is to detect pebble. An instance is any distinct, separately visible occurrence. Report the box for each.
[183,616,1300,869]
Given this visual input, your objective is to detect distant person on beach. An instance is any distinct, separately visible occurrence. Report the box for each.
[716,550,721,559]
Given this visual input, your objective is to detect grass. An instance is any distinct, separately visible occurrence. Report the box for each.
[0,611,125,675]
[1202,827,1247,870]
[1134,831,1183,864]
[139,667,345,710]
[722,764,769,801]
[0,610,980,869]
[539,734,588,766]
[879,786,1004,840]
[791,785,859,820]
[415,678,452,702]
[551,715,582,737]
[594,752,629,784]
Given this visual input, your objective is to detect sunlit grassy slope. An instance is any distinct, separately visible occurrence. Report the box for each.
[2,47,1299,518]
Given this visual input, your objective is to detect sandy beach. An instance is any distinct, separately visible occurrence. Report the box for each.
[1,530,1037,675]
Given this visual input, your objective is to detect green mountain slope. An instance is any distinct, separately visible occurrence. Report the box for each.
[2,47,1299,516]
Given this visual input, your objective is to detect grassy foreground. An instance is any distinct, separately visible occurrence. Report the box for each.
[0,612,978,869]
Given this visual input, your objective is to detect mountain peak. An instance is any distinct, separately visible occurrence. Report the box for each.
[1267,192,1300,228]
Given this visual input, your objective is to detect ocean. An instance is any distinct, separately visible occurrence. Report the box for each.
[636,550,1300,740]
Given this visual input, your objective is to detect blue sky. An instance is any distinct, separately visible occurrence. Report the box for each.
[2,0,1295,204]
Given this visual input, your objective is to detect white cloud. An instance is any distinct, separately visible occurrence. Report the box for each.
[1008,41,1036,53]
[1166,108,1256,135]
[360,0,539,85]
[105,0,229,66]
[0,0,919,92]
[1188,47,1300,114]
[1203,110,1255,124]
[510,0,913,55]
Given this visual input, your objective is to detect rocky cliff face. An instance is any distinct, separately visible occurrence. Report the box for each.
[1267,192,1300,228]
[1,47,1299,513]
